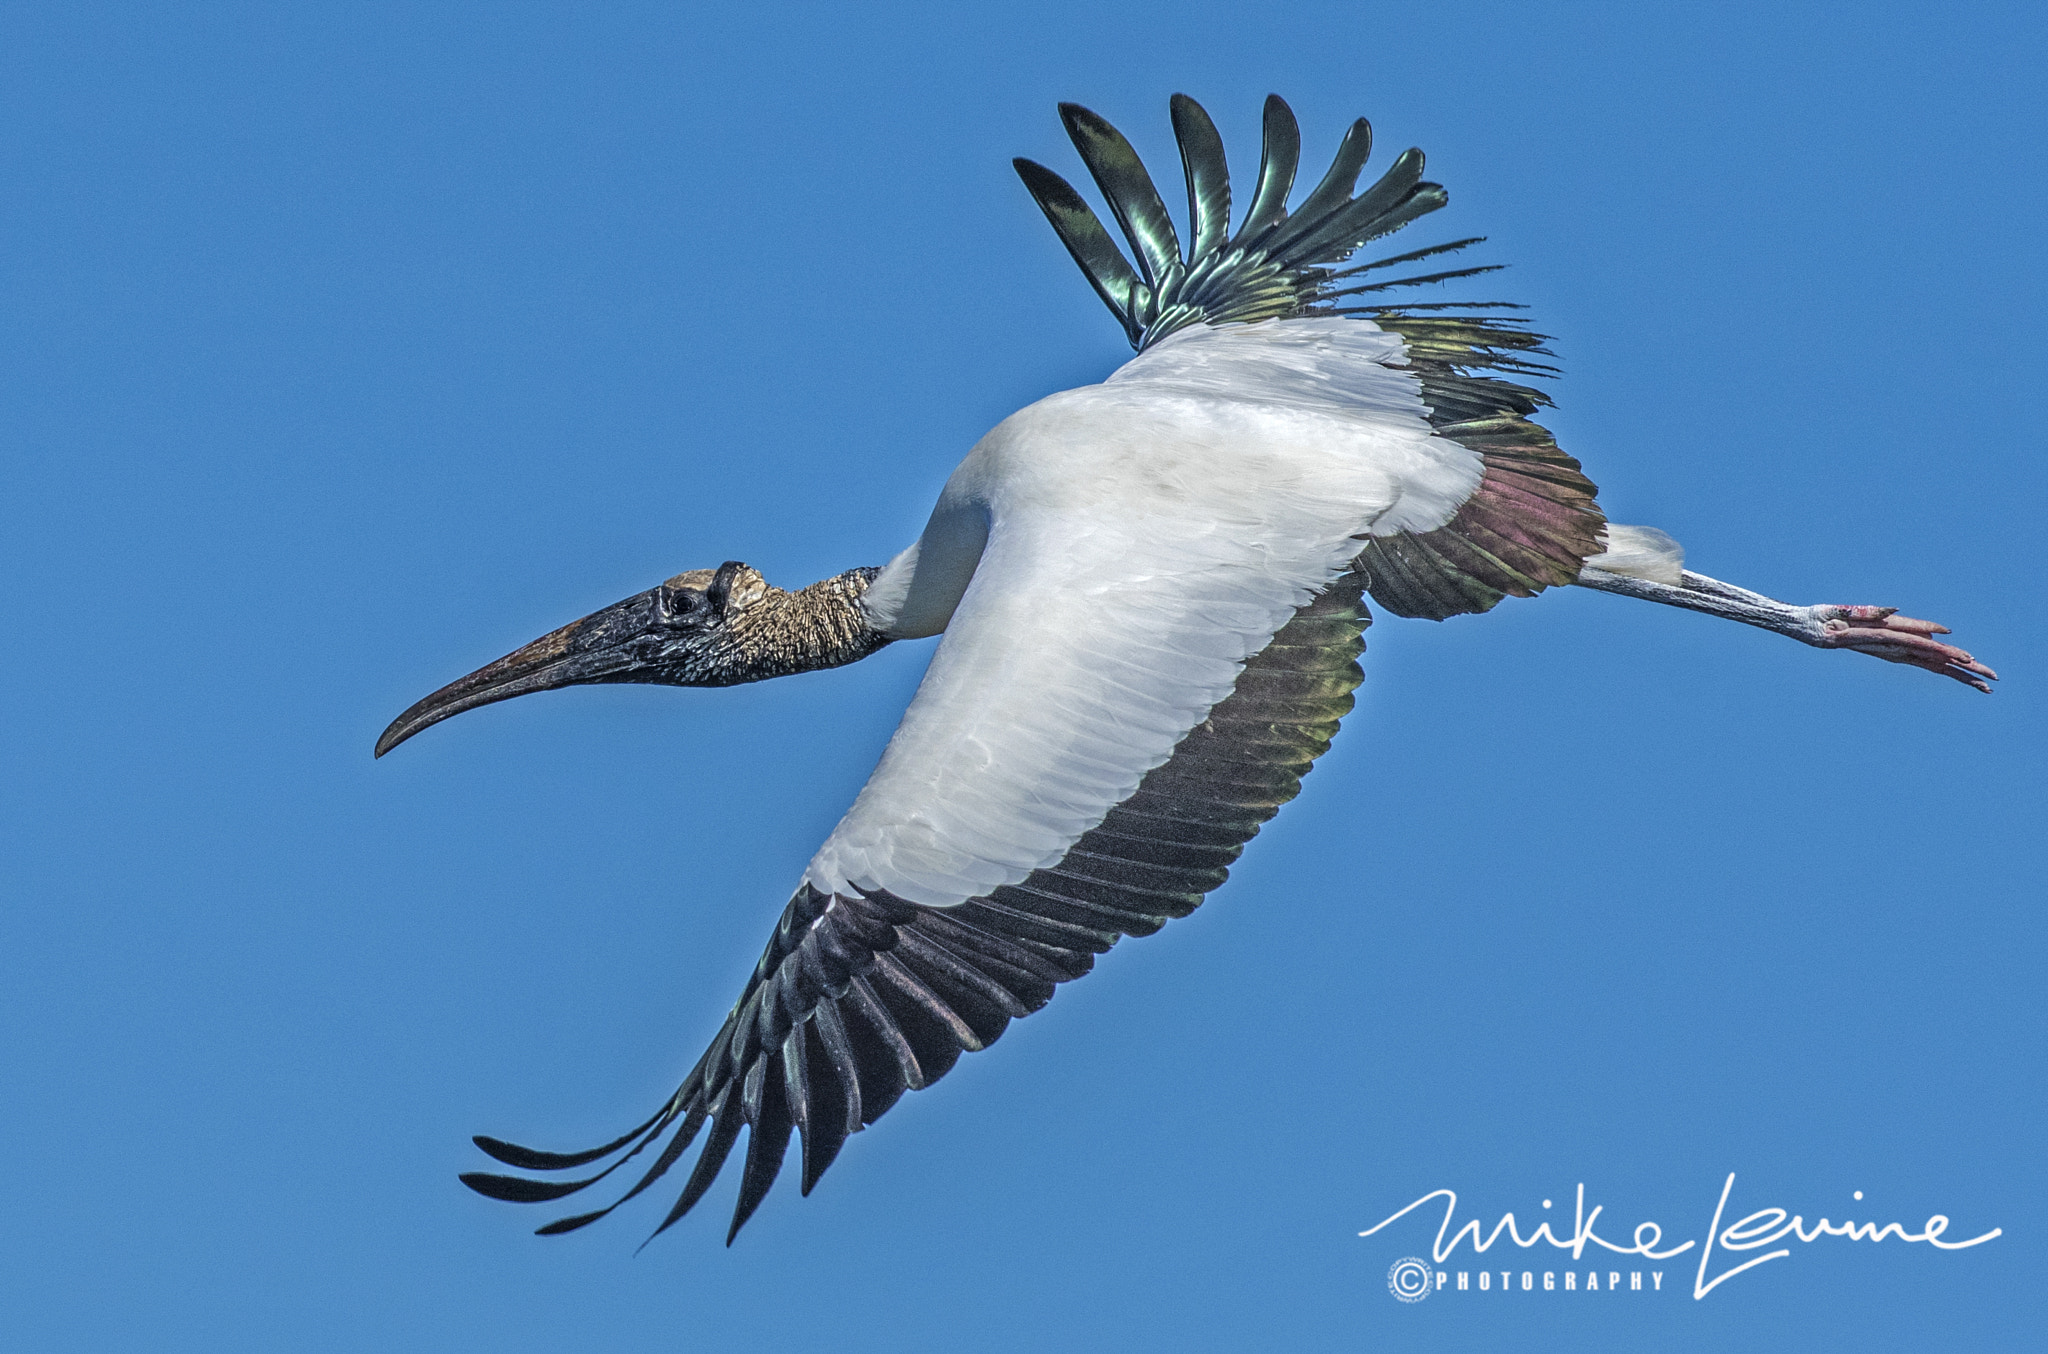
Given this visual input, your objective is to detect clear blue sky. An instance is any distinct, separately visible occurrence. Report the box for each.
[3,3,2041,1350]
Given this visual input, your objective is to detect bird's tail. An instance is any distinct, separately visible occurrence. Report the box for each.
[1578,524,1686,585]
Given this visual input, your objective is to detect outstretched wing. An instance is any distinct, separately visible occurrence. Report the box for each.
[461,575,1373,1243]
[1016,94,1604,620]
[456,93,1605,1247]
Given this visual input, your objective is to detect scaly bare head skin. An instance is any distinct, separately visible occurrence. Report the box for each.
[374,562,886,757]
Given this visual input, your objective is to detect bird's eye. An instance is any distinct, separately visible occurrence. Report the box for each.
[661,587,711,627]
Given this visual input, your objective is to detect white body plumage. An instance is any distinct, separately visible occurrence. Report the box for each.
[812,318,1479,907]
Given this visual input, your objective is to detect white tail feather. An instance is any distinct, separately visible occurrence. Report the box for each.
[1580,524,1685,585]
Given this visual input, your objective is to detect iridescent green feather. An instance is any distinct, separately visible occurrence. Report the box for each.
[1057,103,1183,298]
[1014,94,1462,348]
[1169,94,1231,261]
[1015,94,1607,619]
[1238,95,1300,243]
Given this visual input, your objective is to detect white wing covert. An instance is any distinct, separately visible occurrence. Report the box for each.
[808,321,1467,908]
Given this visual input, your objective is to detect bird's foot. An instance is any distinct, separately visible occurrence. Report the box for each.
[1575,568,1998,694]
[1807,606,1998,693]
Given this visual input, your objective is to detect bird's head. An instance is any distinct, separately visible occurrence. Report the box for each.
[375,560,799,758]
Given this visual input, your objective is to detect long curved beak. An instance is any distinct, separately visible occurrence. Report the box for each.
[374,588,661,758]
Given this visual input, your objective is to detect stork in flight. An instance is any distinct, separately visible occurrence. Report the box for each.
[376,95,1995,1246]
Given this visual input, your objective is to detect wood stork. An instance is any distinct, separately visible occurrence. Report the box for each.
[376,95,1995,1246]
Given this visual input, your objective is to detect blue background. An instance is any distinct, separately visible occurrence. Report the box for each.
[3,2,2040,1349]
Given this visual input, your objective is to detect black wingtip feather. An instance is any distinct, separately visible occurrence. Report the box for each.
[470,1107,666,1171]
[1326,236,1486,280]
[1287,116,1374,236]
[720,1057,792,1243]
[1169,93,1230,262]
[1028,95,1497,352]
[645,1089,745,1244]
[460,1171,593,1204]
[1325,264,1505,300]
[1013,155,1144,344]
[535,1208,611,1236]
[1056,101,1183,294]
[726,1111,794,1244]
[1238,94,1301,242]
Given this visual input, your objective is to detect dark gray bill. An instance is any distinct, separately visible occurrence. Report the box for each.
[374,587,667,758]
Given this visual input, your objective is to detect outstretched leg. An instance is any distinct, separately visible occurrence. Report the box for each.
[1574,565,1997,693]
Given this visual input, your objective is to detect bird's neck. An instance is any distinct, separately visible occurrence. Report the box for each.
[710,567,892,684]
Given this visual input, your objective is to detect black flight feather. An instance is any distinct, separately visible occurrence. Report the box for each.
[1170,93,1231,262]
[1058,102,1183,293]
[1238,94,1300,243]
[1012,157,1146,343]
